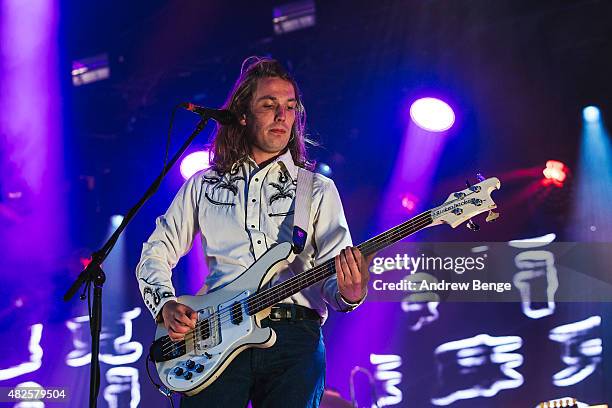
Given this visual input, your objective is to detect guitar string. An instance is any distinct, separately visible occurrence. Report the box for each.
[155,213,434,358]
[247,210,434,311]
[157,212,434,357]
[156,188,489,357]
[157,213,434,357]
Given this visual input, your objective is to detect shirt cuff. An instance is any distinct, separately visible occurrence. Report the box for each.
[335,289,367,312]
[154,296,177,323]
[142,285,176,320]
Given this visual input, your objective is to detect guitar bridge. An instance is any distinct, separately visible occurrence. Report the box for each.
[193,307,221,354]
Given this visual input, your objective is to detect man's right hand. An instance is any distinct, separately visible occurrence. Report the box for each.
[161,300,198,341]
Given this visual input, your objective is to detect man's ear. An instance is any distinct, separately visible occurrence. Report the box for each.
[239,113,247,126]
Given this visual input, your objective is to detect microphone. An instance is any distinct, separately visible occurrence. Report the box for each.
[180,102,236,125]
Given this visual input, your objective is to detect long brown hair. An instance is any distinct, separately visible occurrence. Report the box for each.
[210,57,312,173]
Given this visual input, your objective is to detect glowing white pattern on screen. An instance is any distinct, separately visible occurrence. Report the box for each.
[13,381,45,408]
[66,307,143,367]
[370,354,402,407]
[513,251,558,319]
[549,316,602,387]
[400,301,439,331]
[431,334,523,406]
[103,366,141,408]
[511,233,558,319]
[0,324,43,381]
[508,233,556,248]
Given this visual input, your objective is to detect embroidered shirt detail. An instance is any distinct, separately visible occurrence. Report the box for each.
[202,167,245,207]
[140,278,174,308]
[136,149,359,323]
[268,169,297,206]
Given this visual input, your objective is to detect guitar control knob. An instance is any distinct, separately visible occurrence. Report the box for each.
[184,371,193,380]
[195,364,204,373]
[173,367,184,376]
[186,359,195,369]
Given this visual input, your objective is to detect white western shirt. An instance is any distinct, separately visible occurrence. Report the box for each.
[136,149,363,323]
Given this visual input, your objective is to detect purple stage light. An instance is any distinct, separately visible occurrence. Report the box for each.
[0,0,67,264]
[180,150,211,180]
[400,193,418,212]
[409,97,455,132]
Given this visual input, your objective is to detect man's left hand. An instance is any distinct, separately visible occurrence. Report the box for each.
[335,246,375,304]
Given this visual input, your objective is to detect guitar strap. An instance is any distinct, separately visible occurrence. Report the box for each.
[292,167,314,254]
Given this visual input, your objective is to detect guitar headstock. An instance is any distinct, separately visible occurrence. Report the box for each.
[431,176,501,229]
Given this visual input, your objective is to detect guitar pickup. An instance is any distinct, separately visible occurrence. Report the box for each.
[193,307,220,354]
[230,301,243,325]
[197,318,211,341]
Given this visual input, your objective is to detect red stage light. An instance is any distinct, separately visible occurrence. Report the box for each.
[80,256,92,268]
[542,160,568,186]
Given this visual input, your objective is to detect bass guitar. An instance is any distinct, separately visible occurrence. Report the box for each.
[149,176,501,395]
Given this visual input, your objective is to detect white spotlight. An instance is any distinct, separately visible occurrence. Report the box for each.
[111,215,124,229]
[582,106,600,123]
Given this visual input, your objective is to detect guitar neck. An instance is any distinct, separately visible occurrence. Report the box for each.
[247,210,433,314]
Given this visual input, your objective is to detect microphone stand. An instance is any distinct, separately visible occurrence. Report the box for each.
[64,116,210,408]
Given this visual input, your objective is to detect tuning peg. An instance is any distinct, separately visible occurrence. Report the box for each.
[465,179,472,188]
[476,172,485,182]
[466,219,480,231]
[486,210,500,222]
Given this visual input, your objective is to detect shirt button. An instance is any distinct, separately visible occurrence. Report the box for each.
[257,240,262,244]
[251,199,256,203]
[255,178,259,182]
[251,224,255,228]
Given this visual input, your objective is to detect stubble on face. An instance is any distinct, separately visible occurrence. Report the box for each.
[243,77,297,165]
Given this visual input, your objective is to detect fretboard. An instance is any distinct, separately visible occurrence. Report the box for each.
[247,210,433,315]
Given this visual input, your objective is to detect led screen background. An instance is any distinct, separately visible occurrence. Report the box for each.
[0,0,610,406]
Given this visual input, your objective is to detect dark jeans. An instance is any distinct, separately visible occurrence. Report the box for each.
[180,319,326,408]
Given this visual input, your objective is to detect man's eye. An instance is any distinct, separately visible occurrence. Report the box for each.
[287,105,296,110]
[263,104,274,109]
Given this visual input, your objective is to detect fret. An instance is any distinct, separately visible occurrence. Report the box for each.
[247,210,433,315]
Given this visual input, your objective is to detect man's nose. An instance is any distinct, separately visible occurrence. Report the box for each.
[275,106,286,121]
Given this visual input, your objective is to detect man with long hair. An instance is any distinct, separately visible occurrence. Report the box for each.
[136,57,372,407]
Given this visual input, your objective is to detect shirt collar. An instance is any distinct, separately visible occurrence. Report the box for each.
[244,149,299,180]
[275,149,299,180]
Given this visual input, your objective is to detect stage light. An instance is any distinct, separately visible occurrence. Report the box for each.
[80,256,92,268]
[273,0,316,35]
[316,162,332,176]
[409,98,455,132]
[582,106,600,123]
[400,193,418,212]
[111,215,124,229]
[72,53,110,87]
[542,160,568,186]
[180,150,211,180]
[570,104,611,241]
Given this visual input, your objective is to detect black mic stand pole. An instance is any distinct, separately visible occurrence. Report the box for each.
[64,117,210,408]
